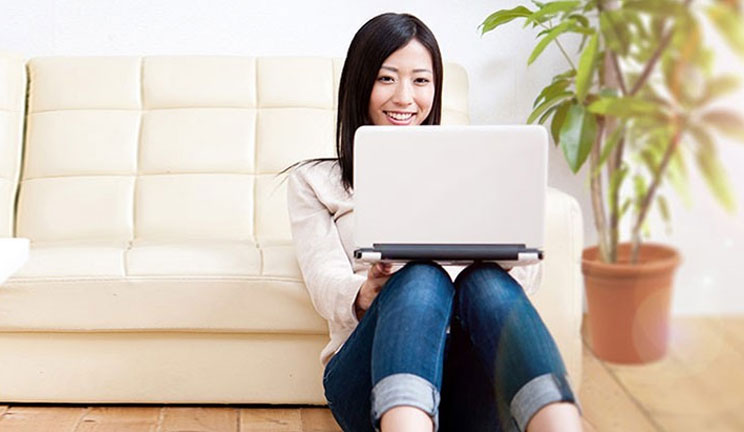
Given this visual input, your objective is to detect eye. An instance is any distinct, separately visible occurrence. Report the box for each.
[415,77,431,84]
[377,75,394,83]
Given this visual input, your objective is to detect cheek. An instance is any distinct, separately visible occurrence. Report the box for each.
[416,87,435,115]
[368,84,388,110]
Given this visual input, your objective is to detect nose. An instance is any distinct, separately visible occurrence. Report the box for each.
[392,80,414,106]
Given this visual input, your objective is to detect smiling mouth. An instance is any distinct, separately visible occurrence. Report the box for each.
[384,111,415,121]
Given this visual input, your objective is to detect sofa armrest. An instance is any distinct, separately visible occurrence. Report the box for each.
[531,186,585,392]
[0,53,27,237]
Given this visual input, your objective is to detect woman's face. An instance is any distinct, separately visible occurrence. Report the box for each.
[368,38,435,126]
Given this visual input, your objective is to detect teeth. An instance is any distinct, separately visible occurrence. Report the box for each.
[386,112,414,121]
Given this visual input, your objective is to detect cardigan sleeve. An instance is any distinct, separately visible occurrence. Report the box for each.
[286,167,366,329]
[509,261,543,296]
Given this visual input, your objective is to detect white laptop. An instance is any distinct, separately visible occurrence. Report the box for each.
[352,125,547,267]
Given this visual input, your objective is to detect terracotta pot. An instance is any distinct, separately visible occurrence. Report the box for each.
[582,242,681,364]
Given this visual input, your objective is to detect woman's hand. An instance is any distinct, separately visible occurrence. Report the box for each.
[354,262,394,320]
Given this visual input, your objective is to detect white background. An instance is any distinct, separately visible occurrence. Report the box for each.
[1,0,742,315]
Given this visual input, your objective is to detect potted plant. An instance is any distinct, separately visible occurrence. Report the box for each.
[481,0,744,363]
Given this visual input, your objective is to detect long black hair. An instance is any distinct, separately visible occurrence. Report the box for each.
[276,12,444,192]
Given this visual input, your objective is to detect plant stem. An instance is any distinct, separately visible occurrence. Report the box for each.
[629,0,693,96]
[538,22,577,72]
[630,123,682,262]
[554,38,578,72]
[603,48,625,262]
[609,135,625,262]
[596,0,627,263]
[590,117,610,262]
[629,28,675,96]
[597,0,628,96]
[609,54,628,95]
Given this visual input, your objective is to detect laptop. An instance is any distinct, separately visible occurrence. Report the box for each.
[352,125,547,267]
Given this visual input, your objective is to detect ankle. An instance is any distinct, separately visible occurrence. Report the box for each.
[380,405,433,432]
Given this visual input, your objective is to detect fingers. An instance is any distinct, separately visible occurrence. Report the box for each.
[378,262,393,277]
[369,262,394,279]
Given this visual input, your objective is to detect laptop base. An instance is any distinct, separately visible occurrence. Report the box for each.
[353,243,543,266]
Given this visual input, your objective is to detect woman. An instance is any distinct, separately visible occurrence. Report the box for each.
[279,13,584,432]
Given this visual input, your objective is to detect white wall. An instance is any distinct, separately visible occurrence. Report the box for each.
[1,0,742,315]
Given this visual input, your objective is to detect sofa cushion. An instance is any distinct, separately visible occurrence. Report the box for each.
[1,240,323,333]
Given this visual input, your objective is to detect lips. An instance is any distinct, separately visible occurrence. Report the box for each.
[384,111,416,125]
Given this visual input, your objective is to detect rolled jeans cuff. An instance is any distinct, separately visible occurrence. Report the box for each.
[371,373,440,432]
[510,373,583,432]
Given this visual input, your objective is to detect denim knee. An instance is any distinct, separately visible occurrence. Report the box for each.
[454,262,524,323]
[377,260,455,311]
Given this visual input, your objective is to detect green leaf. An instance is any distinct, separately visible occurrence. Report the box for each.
[587,96,662,118]
[688,125,736,213]
[599,87,621,98]
[538,102,563,125]
[527,91,573,123]
[667,144,692,209]
[590,124,624,180]
[633,174,647,210]
[568,24,594,36]
[695,149,737,213]
[641,149,659,177]
[523,1,581,27]
[624,9,648,41]
[657,194,672,235]
[599,124,624,167]
[559,104,598,173]
[643,221,651,239]
[707,4,744,57]
[620,198,632,218]
[700,110,744,141]
[533,79,571,108]
[550,100,571,145]
[528,19,575,65]
[600,11,629,56]
[623,0,688,17]
[608,165,629,213]
[553,69,577,82]
[480,6,533,34]
[700,75,740,105]
[568,13,589,28]
[688,123,715,152]
[576,32,599,103]
[657,194,671,223]
[537,28,553,38]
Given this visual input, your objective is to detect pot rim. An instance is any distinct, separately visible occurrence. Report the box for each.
[582,242,681,277]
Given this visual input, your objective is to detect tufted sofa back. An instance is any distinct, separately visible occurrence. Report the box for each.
[8,56,469,245]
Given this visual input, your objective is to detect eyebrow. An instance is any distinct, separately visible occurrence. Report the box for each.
[380,65,433,74]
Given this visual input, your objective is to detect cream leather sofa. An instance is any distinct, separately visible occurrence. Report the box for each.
[0,54,583,404]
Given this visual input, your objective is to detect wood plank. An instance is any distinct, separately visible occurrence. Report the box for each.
[74,406,160,432]
[160,406,238,432]
[579,342,660,432]
[711,316,744,358]
[653,411,743,432]
[299,408,341,432]
[0,405,86,432]
[238,407,302,432]
[604,317,744,431]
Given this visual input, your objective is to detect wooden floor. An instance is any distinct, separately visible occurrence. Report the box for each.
[1,314,743,431]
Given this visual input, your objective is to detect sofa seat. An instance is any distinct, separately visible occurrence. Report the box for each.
[1,240,328,334]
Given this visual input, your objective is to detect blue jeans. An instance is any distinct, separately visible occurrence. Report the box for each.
[322,260,582,432]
